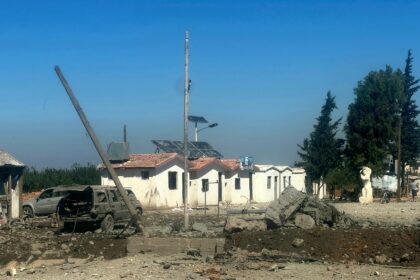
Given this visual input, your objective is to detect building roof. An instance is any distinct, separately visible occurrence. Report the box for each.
[189,157,225,171]
[276,165,293,172]
[292,167,305,174]
[106,153,182,169]
[220,159,240,171]
[0,150,25,168]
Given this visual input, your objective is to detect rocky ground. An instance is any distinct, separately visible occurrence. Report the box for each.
[1,200,420,279]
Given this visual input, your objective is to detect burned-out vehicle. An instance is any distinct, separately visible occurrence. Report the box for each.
[57,185,143,232]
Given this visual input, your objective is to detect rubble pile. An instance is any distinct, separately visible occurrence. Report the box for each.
[265,186,354,229]
[224,186,354,233]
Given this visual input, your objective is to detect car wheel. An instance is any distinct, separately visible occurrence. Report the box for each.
[101,214,114,233]
[23,206,34,218]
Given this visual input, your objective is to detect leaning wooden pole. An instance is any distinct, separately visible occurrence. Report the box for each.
[183,32,190,229]
[54,66,143,233]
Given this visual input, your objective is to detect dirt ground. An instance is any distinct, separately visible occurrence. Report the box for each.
[1,201,420,279]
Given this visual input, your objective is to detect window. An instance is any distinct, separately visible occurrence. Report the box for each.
[108,190,119,202]
[141,171,150,180]
[235,178,241,190]
[97,192,108,203]
[38,189,53,200]
[202,179,209,192]
[168,172,177,190]
[283,176,286,188]
[267,176,272,189]
[289,176,291,186]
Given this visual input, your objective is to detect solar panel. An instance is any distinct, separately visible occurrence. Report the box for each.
[151,140,223,159]
[188,115,208,123]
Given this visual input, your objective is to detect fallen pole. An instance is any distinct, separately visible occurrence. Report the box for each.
[54,66,143,233]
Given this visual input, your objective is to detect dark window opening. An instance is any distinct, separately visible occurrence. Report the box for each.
[168,172,177,190]
[235,178,241,190]
[202,179,209,192]
[141,171,150,180]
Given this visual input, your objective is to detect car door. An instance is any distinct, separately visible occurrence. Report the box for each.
[34,189,54,215]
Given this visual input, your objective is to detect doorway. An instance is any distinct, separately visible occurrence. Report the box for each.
[249,172,253,201]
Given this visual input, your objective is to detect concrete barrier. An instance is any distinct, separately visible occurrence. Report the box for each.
[127,237,225,257]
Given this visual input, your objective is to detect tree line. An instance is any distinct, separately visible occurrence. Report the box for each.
[297,50,420,198]
[23,163,101,192]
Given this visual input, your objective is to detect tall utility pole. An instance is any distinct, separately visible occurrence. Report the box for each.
[54,66,143,233]
[183,31,190,229]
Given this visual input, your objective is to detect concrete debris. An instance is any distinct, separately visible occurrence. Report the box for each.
[192,222,208,233]
[224,215,267,233]
[294,213,315,229]
[265,186,354,229]
[265,186,307,227]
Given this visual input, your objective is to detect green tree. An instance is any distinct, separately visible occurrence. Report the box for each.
[23,163,100,192]
[345,66,404,180]
[400,50,420,192]
[297,91,344,195]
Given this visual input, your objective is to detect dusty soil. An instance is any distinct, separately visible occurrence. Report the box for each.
[228,227,420,266]
[334,200,420,227]
[4,252,420,280]
[1,200,420,279]
[0,224,127,266]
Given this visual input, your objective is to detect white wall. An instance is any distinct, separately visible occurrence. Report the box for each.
[225,170,253,205]
[291,171,306,192]
[189,164,224,206]
[101,161,185,209]
[253,168,280,203]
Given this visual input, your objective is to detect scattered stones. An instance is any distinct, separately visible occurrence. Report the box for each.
[374,254,387,264]
[400,253,410,262]
[163,263,171,269]
[292,238,305,248]
[186,248,201,257]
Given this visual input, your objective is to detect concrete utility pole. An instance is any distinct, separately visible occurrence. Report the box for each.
[54,66,143,233]
[183,32,190,229]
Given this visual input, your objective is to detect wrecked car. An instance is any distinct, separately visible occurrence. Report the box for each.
[22,185,85,217]
[57,185,143,232]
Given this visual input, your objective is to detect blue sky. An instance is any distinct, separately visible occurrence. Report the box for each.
[1,0,419,168]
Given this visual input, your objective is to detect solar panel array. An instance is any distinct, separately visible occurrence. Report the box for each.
[152,140,223,159]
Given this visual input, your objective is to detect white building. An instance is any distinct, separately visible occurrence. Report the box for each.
[188,157,226,207]
[99,153,307,209]
[100,153,186,209]
[221,159,254,205]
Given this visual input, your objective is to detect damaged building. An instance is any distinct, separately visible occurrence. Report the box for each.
[0,150,25,222]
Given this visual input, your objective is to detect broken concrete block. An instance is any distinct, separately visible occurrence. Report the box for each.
[224,215,267,233]
[294,213,315,229]
[192,222,208,233]
[265,186,307,227]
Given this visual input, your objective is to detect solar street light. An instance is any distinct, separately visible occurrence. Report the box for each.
[188,115,218,141]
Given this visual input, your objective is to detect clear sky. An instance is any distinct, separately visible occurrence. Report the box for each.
[1,0,419,169]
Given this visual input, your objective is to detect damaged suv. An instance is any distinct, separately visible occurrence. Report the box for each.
[57,185,143,232]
